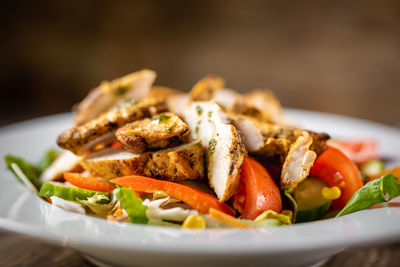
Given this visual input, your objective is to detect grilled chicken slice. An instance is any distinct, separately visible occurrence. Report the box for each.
[80,147,147,179]
[116,112,190,153]
[212,88,240,109]
[57,97,167,155]
[166,94,191,118]
[147,86,182,99]
[229,90,285,124]
[80,143,204,181]
[40,151,82,182]
[190,75,225,101]
[184,101,245,202]
[231,114,329,162]
[75,69,156,125]
[142,142,205,181]
[281,131,317,189]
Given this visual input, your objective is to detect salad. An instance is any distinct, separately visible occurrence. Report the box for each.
[5,69,400,229]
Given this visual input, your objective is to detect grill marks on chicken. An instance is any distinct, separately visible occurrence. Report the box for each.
[116,112,190,154]
[57,97,167,155]
[80,143,204,181]
[143,142,205,181]
[75,69,156,126]
[184,101,246,202]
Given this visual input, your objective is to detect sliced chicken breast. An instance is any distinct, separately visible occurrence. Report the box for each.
[80,142,205,181]
[166,94,191,118]
[147,86,182,99]
[40,151,82,182]
[80,147,147,179]
[231,114,329,162]
[228,90,285,124]
[143,142,205,181]
[75,69,156,125]
[190,75,225,101]
[116,112,189,153]
[281,131,317,189]
[57,97,167,155]
[184,101,245,202]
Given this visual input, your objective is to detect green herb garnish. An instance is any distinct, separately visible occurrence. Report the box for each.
[337,173,400,217]
[196,105,203,116]
[208,139,217,156]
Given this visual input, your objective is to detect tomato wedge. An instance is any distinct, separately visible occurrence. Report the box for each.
[64,172,116,193]
[310,146,363,210]
[231,157,282,220]
[329,139,378,163]
[111,176,234,216]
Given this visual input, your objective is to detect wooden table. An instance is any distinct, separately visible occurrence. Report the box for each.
[0,231,399,267]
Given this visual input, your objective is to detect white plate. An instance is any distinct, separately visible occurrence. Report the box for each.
[0,110,399,267]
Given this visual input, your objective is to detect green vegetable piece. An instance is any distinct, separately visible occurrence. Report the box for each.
[337,173,400,217]
[360,159,385,178]
[284,188,298,223]
[5,155,40,189]
[39,181,110,204]
[114,188,148,224]
[293,177,331,223]
[37,149,59,173]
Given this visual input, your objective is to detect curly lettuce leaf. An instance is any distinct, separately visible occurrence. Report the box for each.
[337,173,400,217]
[114,188,148,224]
[79,194,116,218]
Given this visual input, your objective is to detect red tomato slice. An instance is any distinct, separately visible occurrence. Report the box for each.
[328,139,378,164]
[231,157,282,220]
[310,146,364,210]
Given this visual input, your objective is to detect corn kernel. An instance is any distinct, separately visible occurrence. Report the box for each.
[182,214,206,229]
[322,186,341,200]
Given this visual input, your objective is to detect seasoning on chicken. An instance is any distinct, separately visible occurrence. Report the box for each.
[80,142,204,181]
[190,75,225,101]
[230,114,329,162]
[74,69,156,126]
[147,86,182,100]
[184,101,246,202]
[281,131,317,189]
[57,97,167,155]
[143,142,205,181]
[229,90,285,124]
[116,112,190,154]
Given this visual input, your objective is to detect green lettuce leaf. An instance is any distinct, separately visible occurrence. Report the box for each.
[5,149,60,189]
[39,181,111,203]
[284,188,298,223]
[37,149,59,173]
[114,188,148,224]
[337,173,400,217]
[5,155,41,189]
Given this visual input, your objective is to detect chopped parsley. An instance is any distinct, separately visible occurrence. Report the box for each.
[112,100,138,110]
[152,113,171,125]
[196,105,203,116]
[208,139,217,156]
[208,111,213,118]
[114,84,130,96]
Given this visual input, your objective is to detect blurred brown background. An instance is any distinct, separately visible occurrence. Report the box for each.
[1,0,400,127]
